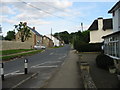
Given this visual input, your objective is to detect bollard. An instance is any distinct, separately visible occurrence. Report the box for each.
[24,59,28,74]
[1,63,4,80]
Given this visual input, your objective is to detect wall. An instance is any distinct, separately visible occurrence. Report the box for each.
[90,29,113,43]
[42,36,54,48]
[113,7,120,32]
[1,40,33,50]
[46,35,60,46]
[15,30,35,47]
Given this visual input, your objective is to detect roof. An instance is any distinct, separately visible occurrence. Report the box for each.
[43,35,53,41]
[88,18,113,31]
[102,30,120,38]
[108,1,120,13]
[28,27,42,36]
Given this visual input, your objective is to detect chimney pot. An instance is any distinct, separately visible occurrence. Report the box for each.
[98,17,103,19]
[24,22,27,25]
[33,27,35,30]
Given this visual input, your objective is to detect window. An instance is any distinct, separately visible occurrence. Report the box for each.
[104,35,119,58]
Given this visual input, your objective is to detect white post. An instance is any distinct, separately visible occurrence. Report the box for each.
[1,63,4,80]
[24,59,28,74]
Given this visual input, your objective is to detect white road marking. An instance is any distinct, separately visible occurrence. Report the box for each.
[62,62,65,66]
[4,70,20,76]
[58,55,67,59]
[32,65,58,68]
[31,61,61,68]
[49,52,54,55]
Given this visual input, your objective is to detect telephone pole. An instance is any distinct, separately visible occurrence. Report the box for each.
[81,22,83,32]
[51,28,52,40]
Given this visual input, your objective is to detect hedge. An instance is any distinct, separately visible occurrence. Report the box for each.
[74,41,102,52]
[96,53,114,70]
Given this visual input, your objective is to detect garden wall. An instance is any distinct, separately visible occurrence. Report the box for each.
[1,40,34,50]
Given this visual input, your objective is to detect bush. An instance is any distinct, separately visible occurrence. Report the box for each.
[96,53,114,70]
[74,42,102,52]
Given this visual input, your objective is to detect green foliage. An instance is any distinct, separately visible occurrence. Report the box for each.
[14,22,31,42]
[1,50,43,61]
[0,36,4,40]
[54,30,90,44]
[96,53,114,70]
[5,31,15,40]
[54,31,70,44]
[75,43,102,52]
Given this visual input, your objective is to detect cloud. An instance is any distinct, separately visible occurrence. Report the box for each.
[0,5,16,15]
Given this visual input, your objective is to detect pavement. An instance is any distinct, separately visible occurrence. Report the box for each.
[79,52,120,88]
[44,50,84,88]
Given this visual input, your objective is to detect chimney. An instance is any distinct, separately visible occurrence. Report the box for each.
[97,17,103,30]
[24,22,27,26]
[33,27,35,30]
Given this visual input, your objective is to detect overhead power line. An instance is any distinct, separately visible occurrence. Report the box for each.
[18,0,80,23]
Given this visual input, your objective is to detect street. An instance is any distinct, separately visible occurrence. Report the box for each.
[3,45,71,88]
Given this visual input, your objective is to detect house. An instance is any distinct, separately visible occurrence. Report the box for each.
[42,35,54,48]
[16,23,43,48]
[46,34,61,47]
[88,17,113,43]
[102,1,120,71]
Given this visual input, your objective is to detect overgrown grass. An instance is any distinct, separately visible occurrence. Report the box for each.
[0,49,34,55]
[1,50,43,61]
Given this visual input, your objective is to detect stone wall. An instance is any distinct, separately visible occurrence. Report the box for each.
[1,40,33,50]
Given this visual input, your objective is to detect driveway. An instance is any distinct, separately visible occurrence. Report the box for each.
[79,52,120,88]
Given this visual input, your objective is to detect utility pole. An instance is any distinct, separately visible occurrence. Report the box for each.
[51,28,52,40]
[81,22,83,32]
[0,25,1,32]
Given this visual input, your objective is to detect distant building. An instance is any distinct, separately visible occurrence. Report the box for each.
[102,1,120,71]
[42,35,54,48]
[16,23,43,48]
[88,17,113,43]
[46,34,61,46]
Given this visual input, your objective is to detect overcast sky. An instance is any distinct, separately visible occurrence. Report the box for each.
[0,0,119,36]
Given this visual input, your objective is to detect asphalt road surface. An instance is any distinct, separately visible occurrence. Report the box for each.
[3,45,71,88]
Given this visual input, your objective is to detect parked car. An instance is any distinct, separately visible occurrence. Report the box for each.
[34,45,46,49]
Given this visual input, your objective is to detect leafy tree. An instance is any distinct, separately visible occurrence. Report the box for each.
[0,35,4,40]
[54,31,70,44]
[5,31,15,40]
[14,22,31,42]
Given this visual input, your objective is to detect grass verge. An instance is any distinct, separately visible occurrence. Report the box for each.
[1,50,43,62]
[0,49,34,56]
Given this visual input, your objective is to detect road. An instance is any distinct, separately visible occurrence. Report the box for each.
[3,45,71,88]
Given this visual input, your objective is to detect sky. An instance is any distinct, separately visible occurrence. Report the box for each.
[0,0,119,36]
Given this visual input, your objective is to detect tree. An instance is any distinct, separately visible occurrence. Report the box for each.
[5,31,15,40]
[54,31,70,44]
[14,22,31,42]
[0,35,4,40]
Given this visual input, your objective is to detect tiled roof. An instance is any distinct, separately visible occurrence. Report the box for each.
[28,27,42,36]
[103,19,113,30]
[102,30,120,38]
[108,1,120,13]
[88,18,113,31]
